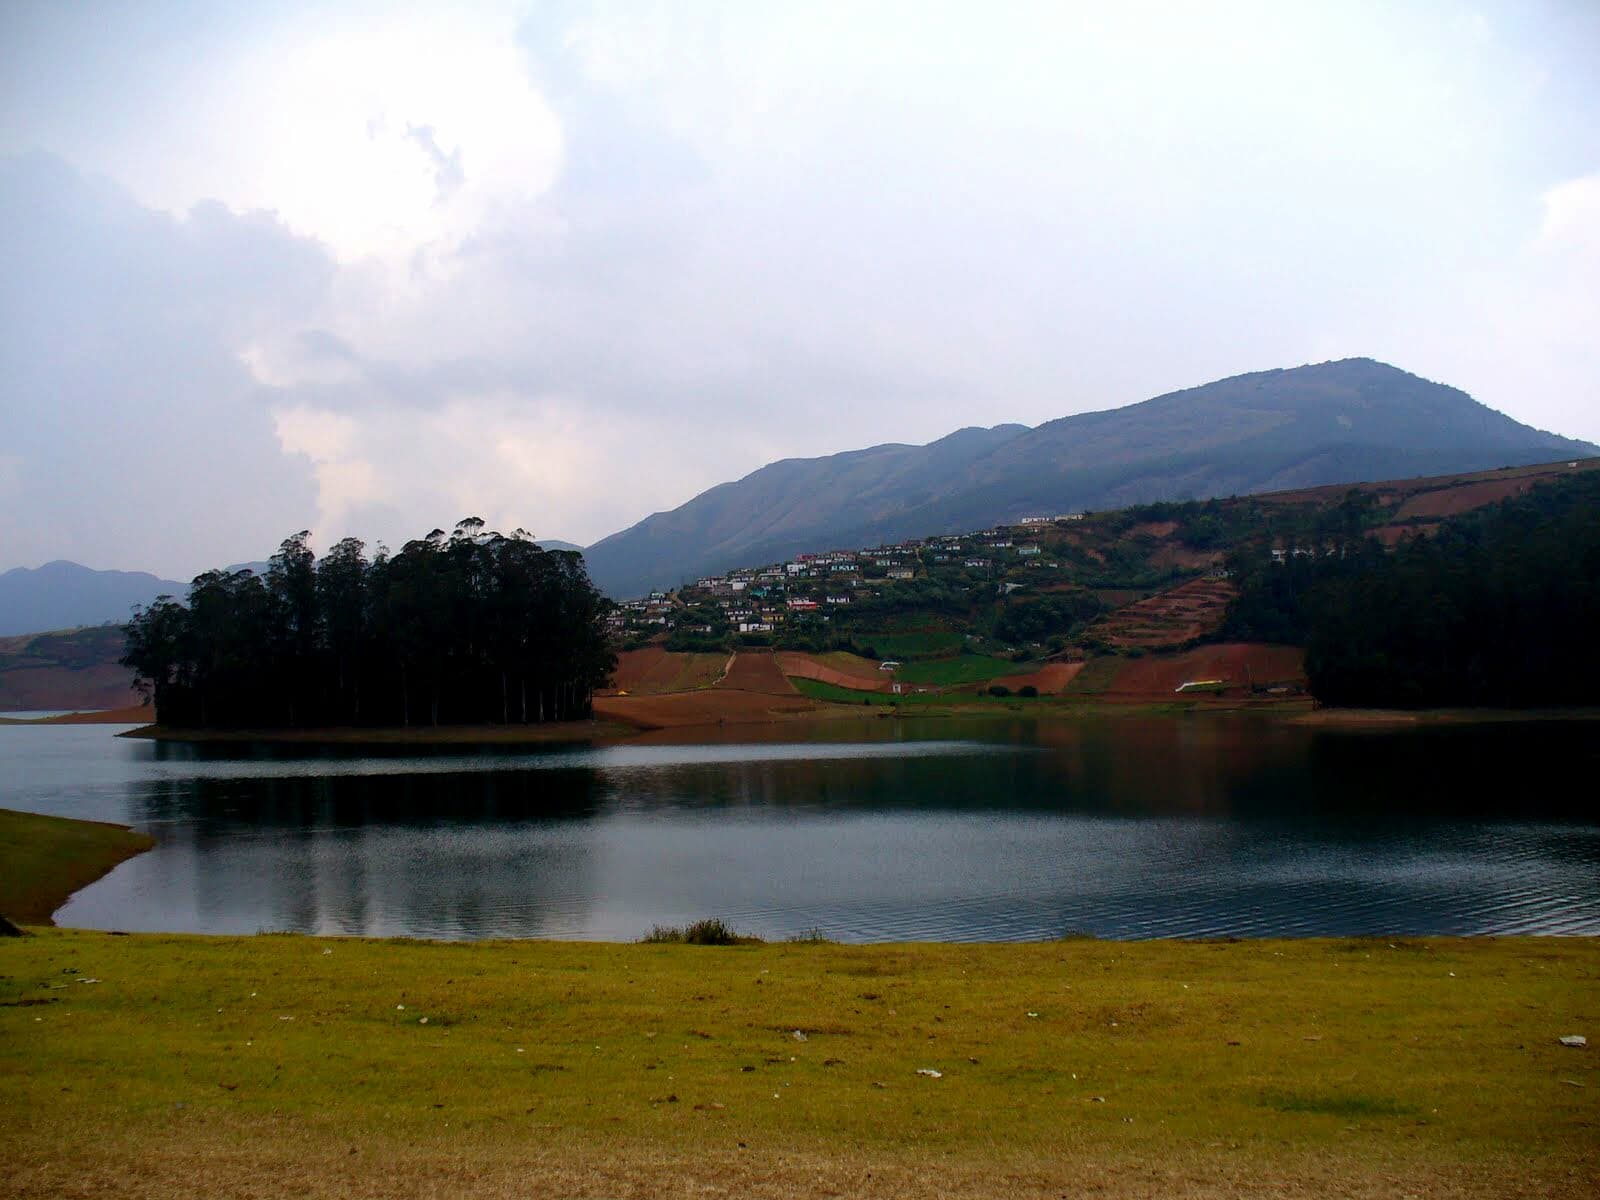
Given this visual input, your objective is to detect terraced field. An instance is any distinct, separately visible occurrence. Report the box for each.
[1091,576,1238,649]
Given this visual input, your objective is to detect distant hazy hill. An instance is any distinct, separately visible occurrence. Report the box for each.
[1,542,586,638]
[0,561,187,637]
[583,359,1597,597]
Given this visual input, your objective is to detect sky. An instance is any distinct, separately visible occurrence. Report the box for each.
[2,0,1598,578]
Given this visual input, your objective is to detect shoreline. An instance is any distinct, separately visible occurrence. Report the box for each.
[100,697,1600,746]
[0,807,154,926]
[115,716,641,746]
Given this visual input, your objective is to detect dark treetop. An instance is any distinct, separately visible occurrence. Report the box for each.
[122,520,615,729]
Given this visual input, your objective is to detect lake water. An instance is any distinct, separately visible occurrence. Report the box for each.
[4,716,1598,941]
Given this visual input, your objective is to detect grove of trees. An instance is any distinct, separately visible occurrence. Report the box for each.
[1223,472,1600,708]
[122,520,615,729]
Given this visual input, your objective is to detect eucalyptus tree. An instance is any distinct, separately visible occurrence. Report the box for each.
[122,520,615,730]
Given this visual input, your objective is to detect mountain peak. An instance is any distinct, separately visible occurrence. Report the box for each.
[581,361,1597,597]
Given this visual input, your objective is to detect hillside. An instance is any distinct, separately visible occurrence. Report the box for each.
[10,459,1596,716]
[0,561,186,637]
[0,625,141,712]
[608,458,1598,710]
[583,359,1596,597]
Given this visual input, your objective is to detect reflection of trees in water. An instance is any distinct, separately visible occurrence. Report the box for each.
[129,769,604,938]
[105,723,1600,939]
[605,720,1315,820]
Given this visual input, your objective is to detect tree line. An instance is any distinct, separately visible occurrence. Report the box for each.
[1222,472,1600,707]
[122,520,615,729]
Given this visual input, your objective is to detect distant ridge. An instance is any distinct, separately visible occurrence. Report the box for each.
[0,561,187,638]
[0,540,585,638]
[582,359,1597,597]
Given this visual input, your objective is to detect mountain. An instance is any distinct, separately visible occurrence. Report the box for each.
[583,359,1597,597]
[0,561,188,637]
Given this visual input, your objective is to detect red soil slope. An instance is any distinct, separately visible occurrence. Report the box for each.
[593,689,814,730]
[0,664,142,713]
[601,647,727,695]
[987,661,1085,695]
[1093,643,1305,699]
[714,652,798,695]
[1394,477,1543,520]
[775,652,893,693]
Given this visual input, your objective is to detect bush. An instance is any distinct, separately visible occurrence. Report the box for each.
[787,927,833,944]
[1018,685,1038,698]
[987,685,1011,697]
[639,918,755,945]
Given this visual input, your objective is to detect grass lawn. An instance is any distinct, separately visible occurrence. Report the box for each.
[2,930,1596,1198]
[0,807,152,924]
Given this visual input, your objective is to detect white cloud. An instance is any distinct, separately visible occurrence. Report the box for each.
[4,1,1600,579]
[1539,174,1600,254]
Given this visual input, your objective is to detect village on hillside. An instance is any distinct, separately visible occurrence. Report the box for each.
[611,514,1088,641]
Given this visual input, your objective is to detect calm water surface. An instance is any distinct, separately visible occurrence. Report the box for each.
[4,716,1598,941]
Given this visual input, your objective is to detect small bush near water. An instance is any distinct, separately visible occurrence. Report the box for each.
[639,918,757,945]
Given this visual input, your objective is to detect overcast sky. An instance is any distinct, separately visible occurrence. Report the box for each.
[2,0,1597,577]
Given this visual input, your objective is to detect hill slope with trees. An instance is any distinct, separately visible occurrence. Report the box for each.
[584,359,1595,598]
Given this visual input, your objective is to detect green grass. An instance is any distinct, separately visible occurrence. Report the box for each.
[0,807,152,924]
[789,678,978,708]
[851,631,967,659]
[895,654,1021,686]
[3,812,1598,1196]
[2,930,1596,1198]
[791,678,896,704]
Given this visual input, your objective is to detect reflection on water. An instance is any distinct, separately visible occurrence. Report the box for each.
[4,716,1597,941]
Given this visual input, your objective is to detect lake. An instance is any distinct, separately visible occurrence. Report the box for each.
[4,715,1598,941]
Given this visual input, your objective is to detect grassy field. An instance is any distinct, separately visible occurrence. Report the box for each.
[788,678,998,708]
[895,653,1022,686]
[856,630,969,659]
[3,929,1596,1198]
[0,807,152,924]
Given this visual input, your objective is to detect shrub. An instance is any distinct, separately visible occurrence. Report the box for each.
[787,927,833,944]
[1018,685,1038,698]
[987,685,1011,697]
[640,918,755,945]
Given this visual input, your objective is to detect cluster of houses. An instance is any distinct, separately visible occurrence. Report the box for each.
[608,515,1088,642]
